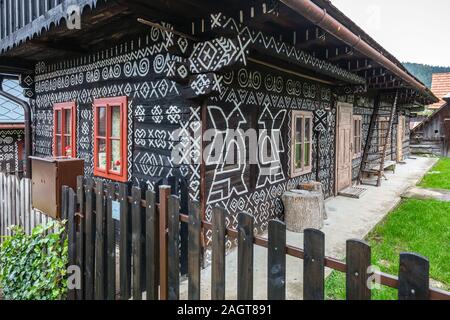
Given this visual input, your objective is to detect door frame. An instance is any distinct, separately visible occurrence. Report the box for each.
[335,102,354,194]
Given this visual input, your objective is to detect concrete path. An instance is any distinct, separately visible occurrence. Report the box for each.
[402,187,450,202]
[179,157,438,300]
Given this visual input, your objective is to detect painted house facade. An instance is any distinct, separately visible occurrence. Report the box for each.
[0,79,25,174]
[0,0,437,236]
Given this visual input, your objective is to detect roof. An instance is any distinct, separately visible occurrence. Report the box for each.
[0,0,437,104]
[0,79,25,124]
[412,100,450,133]
[429,73,450,109]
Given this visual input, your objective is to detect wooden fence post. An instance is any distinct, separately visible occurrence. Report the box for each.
[106,182,117,300]
[211,206,226,300]
[346,239,372,300]
[168,195,180,300]
[84,178,95,300]
[94,179,106,300]
[238,212,254,300]
[145,190,158,300]
[303,229,325,300]
[67,187,77,300]
[132,186,144,300]
[398,253,430,300]
[119,183,131,300]
[76,176,85,300]
[268,220,286,300]
[159,185,171,300]
[188,201,201,300]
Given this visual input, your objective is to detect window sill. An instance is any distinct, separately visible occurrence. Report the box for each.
[290,167,312,178]
[94,170,128,183]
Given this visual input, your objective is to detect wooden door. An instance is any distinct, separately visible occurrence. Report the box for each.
[397,115,405,162]
[336,103,353,192]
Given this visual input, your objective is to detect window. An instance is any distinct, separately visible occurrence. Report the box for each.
[93,97,128,182]
[53,102,76,158]
[291,111,313,177]
[353,115,363,158]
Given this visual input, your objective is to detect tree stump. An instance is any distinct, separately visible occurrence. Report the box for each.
[298,181,328,219]
[282,190,325,233]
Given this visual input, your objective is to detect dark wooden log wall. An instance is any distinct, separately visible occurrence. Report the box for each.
[204,61,335,243]
[0,129,24,173]
[32,26,201,201]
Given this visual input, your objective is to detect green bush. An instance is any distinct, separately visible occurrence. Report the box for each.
[0,221,68,300]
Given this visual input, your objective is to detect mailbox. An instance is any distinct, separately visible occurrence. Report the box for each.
[31,157,84,219]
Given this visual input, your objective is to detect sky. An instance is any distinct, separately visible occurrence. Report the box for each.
[331,0,450,67]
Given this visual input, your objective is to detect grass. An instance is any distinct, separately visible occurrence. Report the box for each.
[419,158,450,190]
[325,198,450,300]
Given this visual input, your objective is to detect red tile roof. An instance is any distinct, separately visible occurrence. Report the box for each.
[429,73,450,109]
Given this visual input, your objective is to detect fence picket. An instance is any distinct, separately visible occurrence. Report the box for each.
[159,185,171,300]
[119,183,131,300]
[398,253,430,300]
[84,178,95,300]
[188,201,201,300]
[145,190,158,300]
[2,172,447,302]
[94,180,106,300]
[346,239,371,300]
[303,229,325,300]
[67,187,77,300]
[238,212,254,300]
[267,220,286,300]
[76,212,85,300]
[132,186,144,300]
[168,195,180,300]
[106,182,117,300]
[211,206,226,300]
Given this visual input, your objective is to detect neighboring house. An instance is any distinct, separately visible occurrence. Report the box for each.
[0,79,25,173]
[0,0,437,237]
[411,94,450,157]
[428,72,450,110]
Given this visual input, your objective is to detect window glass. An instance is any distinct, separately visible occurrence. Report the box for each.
[56,136,62,157]
[295,117,302,142]
[98,107,107,137]
[111,139,121,173]
[56,110,62,134]
[304,142,310,167]
[305,118,311,142]
[97,139,107,170]
[111,106,121,138]
[64,109,72,134]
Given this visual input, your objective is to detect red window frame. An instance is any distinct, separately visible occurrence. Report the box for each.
[93,96,128,182]
[53,102,77,158]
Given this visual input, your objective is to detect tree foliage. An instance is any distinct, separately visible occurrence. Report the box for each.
[404,62,450,88]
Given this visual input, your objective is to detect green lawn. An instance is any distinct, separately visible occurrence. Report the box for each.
[419,158,450,190]
[325,199,450,300]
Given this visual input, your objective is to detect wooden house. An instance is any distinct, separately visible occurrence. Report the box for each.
[0,79,25,174]
[0,0,438,237]
[411,95,450,157]
[411,73,450,157]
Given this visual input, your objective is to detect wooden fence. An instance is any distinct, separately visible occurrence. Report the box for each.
[65,176,450,301]
[0,172,54,241]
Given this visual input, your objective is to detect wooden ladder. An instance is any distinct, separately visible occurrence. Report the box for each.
[359,91,399,187]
